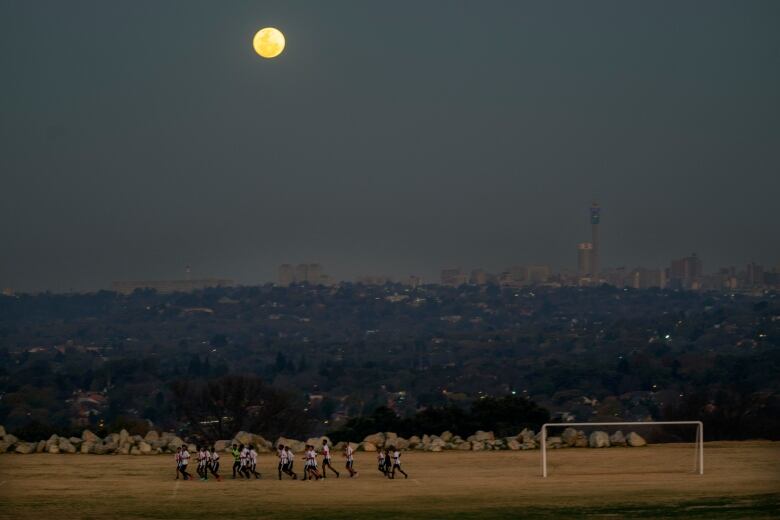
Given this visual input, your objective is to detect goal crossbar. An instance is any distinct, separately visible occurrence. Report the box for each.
[541,421,704,478]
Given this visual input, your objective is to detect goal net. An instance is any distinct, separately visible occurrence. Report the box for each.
[541,421,703,478]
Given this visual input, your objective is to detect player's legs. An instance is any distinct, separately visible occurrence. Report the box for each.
[324,459,339,477]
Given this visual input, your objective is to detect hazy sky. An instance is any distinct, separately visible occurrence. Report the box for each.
[1,0,779,292]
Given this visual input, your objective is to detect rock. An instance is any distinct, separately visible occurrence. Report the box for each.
[468,430,494,442]
[507,438,521,450]
[44,434,59,452]
[0,425,5,437]
[546,436,563,448]
[15,442,36,454]
[627,432,647,447]
[471,441,485,451]
[138,441,152,454]
[80,442,94,454]
[408,435,421,447]
[428,438,446,452]
[610,431,627,446]
[92,443,108,455]
[36,440,46,453]
[187,443,197,453]
[421,434,431,445]
[561,427,578,447]
[167,437,185,451]
[334,441,346,451]
[306,436,331,449]
[455,441,472,450]
[69,437,83,447]
[82,430,100,442]
[234,431,254,446]
[214,440,232,452]
[589,431,611,448]
[118,444,130,455]
[519,429,535,443]
[574,431,589,448]
[0,440,13,453]
[132,434,143,443]
[395,438,410,450]
[119,429,130,446]
[440,431,454,442]
[130,446,141,455]
[144,430,159,442]
[58,438,77,453]
[274,437,305,453]
[103,441,118,453]
[361,442,377,452]
[254,435,273,450]
[384,432,398,445]
[4,433,19,445]
[48,444,61,454]
[363,433,385,448]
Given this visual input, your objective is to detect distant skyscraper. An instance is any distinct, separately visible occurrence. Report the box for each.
[306,263,323,284]
[590,203,601,281]
[440,268,467,286]
[577,242,593,278]
[669,253,703,290]
[278,264,294,286]
[294,264,309,283]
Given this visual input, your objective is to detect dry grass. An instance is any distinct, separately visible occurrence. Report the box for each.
[1,441,778,519]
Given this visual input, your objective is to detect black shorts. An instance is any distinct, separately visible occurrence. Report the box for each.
[283,462,292,471]
[323,457,332,465]
[212,462,220,472]
[393,463,401,469]
[346,460,354,469]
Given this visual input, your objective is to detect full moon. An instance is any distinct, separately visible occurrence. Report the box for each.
[253,27,285,58]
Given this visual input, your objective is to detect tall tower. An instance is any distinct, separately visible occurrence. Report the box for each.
[590,203,601,281]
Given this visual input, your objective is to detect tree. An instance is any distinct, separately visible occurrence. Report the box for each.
[170,375,311,440]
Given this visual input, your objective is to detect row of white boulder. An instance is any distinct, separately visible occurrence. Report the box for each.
[0,424,647,455]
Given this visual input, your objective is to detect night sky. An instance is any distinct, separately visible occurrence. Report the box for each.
[1,1,778,292]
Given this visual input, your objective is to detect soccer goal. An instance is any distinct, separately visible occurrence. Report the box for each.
[541,421,703,478]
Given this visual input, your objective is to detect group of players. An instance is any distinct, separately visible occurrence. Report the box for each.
[174,438,408,481]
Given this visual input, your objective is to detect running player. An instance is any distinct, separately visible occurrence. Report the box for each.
[377,449,387,476]
[277,444,285,480]
[382,448,392,477]
[179,444,192,480]
[390,446,408,479]
[284,446,297,479]
[343,442,358,478]
[208,446,222,481]
[320,439,339,478]
[175,447,182,479]
[303,444,321,480]
[239,444,251,479]
[231,443,241,479]
[248,445,261,479]
[197,446,209,480]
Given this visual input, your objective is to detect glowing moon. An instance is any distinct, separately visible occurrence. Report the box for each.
[253,27,285,58]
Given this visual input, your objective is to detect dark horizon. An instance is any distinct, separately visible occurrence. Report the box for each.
[2,1,779,292]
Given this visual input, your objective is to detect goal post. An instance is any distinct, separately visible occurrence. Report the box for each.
[541,421,703,478]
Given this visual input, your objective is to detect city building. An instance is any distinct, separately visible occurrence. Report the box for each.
[590,203,601,281]
[440,268,467,286]
[577,242,593,278]
[668,253,703,290]
[629,268,666,289]
[111,278,233,295]
[278,264,295,286]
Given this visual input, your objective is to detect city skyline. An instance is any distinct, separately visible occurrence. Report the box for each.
[2,1,779,292]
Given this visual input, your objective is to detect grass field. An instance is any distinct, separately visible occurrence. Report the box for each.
[1,441,778,519]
